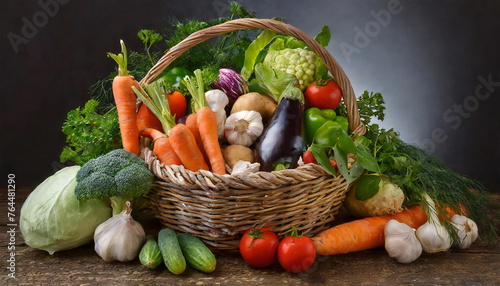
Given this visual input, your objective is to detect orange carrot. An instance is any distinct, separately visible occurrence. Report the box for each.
[312,205,428,256]
[196,107,226,175]
[185,113,209,166]
[168,124,209,172]
[139,128,181,166]
[137,104,163,132]
[444,203,469,220]
[108,40,140,156]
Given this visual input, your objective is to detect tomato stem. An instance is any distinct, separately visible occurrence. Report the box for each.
[287,226,302,238]
[315,79,331,87]
[248,228,266,248]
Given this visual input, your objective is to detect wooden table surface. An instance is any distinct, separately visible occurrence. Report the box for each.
[1,187,499,286]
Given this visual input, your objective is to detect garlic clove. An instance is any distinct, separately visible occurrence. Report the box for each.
[94,201,146,262]
[451,214,478,249]
[384,219,422,263]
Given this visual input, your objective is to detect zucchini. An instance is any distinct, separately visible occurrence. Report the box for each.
[158,228,186,275]
[177,233,216,273]
[139,236,163,269]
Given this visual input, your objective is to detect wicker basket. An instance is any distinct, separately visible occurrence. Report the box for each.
[138,18,364,252]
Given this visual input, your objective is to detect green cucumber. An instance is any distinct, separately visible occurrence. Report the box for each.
[139,236,163,269]
[158,228,186,274]
[177,233,216,273]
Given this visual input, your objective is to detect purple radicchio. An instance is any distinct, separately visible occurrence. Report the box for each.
[211,68,249,102]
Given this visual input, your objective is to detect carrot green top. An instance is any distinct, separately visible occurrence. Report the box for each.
[182,69,207,113]
[108,40,129,77]
[133,82,177,133]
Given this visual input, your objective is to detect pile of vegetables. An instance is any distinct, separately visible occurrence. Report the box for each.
[19,1,497,277]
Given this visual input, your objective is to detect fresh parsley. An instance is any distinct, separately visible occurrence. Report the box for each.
[60,99,122,166]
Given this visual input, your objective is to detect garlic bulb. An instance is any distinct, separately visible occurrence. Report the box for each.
[224,110,264,147]
[205,89,229,139]
[94,201,146,262]
[415,194,452,253]
[451,214,478,249]
[384,219,422,263]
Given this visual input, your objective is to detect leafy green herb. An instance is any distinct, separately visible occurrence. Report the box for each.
[137,29,163,66]
[337,90,385,128]
[60,99,121,166]
[313,25,331,48]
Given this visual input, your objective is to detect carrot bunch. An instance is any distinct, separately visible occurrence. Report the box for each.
[108,40,225,174]
[133,76,226,175]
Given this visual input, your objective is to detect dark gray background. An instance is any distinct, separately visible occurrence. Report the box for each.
[1,0,499,191]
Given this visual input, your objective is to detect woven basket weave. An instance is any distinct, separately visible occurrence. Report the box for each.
[139,18,364,252]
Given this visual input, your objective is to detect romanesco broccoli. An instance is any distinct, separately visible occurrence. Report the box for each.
[263,48,326,90]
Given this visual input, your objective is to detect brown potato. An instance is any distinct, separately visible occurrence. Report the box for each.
[222,145,254,169]
[230,92,277,123]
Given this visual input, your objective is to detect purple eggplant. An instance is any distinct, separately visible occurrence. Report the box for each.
[253,93,306,172]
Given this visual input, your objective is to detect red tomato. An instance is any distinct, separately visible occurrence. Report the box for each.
[302,150,318,165]
[305,80,342,110]
[166,91,187,121]
[278,228,316,273]
[239,228,279,268]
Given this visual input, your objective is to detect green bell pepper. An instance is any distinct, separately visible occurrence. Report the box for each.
[303,107,349,146]
[157,67,194,87]
[312,120,353,152]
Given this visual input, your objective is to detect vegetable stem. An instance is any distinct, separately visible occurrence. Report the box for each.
[110,196,128,215]
[182,69,207,112]
[107,40,129,77]
[133,82,176,133]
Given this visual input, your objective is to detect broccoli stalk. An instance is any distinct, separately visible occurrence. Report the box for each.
[74,149,154,215]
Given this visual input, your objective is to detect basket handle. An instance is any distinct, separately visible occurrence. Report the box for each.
[140,18,365,135]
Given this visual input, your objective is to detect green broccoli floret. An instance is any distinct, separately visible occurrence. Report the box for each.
[74,149,154,214]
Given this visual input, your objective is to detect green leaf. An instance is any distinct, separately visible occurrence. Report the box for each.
[356,144,380,173]
[268,36,307,52]
[314,25,331,47]
[229,2,254,18]
[268,37,285,51]
[251,63,298,102]
[349,160,364,183]
[333,145,351,182]
[283,36,307,49]
[241,30,277,81]
[312,52,329,81]
[310,144,337,176]
[337,132,357,155]
[354,174,381,201]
